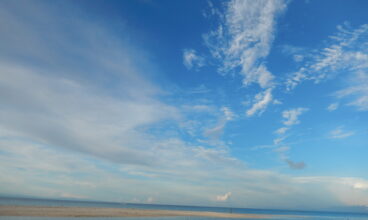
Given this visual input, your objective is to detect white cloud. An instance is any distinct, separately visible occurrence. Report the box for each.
[275,127,289,135]
[273,99,282,105]
[273,107,308,142]
[327,103,339,111]
[204,0,286,89]
[335,71,368,111]
[282,108,309,126]
[273,108,308,165]
[215,192,232,202]
[246,88,273,117]
[273,136,286,145]
[183,49,205,70]
[285,70,308,91]
[146,197,155,203]
[221,106,235,121]
[203,0,287,117]
[286,23,368,93]
[329,126,355,139]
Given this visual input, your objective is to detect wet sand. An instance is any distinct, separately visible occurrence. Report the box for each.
[0,205,276,218]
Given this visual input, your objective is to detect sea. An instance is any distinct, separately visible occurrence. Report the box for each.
[0,197,368,220]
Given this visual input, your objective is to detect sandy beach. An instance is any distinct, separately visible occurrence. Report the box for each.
[0,205,276,218]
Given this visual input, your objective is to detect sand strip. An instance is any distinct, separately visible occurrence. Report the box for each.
[0,205,276,218]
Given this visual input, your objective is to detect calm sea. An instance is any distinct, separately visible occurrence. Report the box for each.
[0,197,367,220]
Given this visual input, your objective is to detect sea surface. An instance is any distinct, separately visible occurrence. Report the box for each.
[0,197,368,220]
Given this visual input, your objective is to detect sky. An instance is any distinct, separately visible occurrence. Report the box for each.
[0,0,368,211]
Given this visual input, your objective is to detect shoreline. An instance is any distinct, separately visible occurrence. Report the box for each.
[0,205,276,218]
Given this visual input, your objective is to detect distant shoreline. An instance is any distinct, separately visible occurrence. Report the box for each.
[0,205,276,218]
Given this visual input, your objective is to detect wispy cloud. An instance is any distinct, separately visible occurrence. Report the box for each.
[273,137,286,145]
[0,1,236,175]
[282,108,309,126]
[246,88,273,117]
[273,108,308,170]
[329,126,355,139]
[286,23,368,98]
[183,49,205,70]
[281,44,305,62]
[327,103,339,111]
[204,0,286,88]
[204,107,235,140]
[275,107,308,135]
[335,71,368,111]
[204,0,287,116]
[275,127,289,135]
[215,192,232,202]
[0,39,178,167]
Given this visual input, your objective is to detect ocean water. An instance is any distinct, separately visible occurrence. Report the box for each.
[0,197,368,220]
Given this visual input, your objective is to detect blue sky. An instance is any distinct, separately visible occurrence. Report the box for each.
[0,0,368,210]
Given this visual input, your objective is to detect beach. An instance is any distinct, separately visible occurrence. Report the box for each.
[0,205,275,218]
